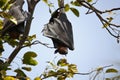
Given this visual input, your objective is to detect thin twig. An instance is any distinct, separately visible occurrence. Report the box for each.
[77,0,120,39]
[22,40,54,48]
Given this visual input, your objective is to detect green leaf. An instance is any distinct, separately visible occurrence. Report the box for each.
[48,3,54,7]
[68,64,78,73]
[23,51,37,58]
[57,75,66,80]
[3,38,19,47]
[70,7,79,17]
[57,68,67,75]
[107,17,113,22]
[2,2,13,11]
[0,62,10,71]
[87,0,93,2]
[70,1,81,6]
[47,70,57,77]
[67,72,74,78]
[27,34,36,41]
[0,70,6,78]
[64,4,70,12]
[0,12,17,24]
[58,0,60,7]
[0,0,8,8]
[96,67,103,71]
[22,51,38,66]
[22,67,32,71]
[105,78,111,80]
[106,68,118,73]
[42,0,48,4]
[102,23,109,28]
[0,19,3,30]
[14,69,27,77]
[4,76,15,80]
[57,59,68,67]
[34,77,42,80]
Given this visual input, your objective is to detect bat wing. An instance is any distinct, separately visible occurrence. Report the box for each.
[1,6,26,36]
[43,12,74,50]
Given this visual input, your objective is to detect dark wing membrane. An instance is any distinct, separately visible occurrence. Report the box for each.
[43,12,74,50]
[1,5,26,36]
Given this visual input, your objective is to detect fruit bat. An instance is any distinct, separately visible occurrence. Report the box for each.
[1,0,28,39]
[42,8,74,55]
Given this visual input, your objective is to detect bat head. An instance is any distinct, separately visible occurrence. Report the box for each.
[55,46,68,55]
[52,38,68,55]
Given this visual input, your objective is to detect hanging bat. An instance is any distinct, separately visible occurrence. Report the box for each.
[42,8,74,55]
[1,0,28,39]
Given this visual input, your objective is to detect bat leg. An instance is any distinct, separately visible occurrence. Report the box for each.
[54,46,68,55]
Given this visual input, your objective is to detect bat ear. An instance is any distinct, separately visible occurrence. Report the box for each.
[54,49,58,54]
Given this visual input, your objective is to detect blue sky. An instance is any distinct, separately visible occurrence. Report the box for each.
[3,0,120,80]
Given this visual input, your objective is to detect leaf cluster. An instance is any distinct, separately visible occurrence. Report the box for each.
[41,58,78,80]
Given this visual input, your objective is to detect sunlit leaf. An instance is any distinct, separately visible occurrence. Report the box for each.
[0,70,6,78]
[0,0,8,8]
[27,34,36,41]
[57,75,66,80]
[23,51,37,58]
[86,0,93,2]
[9,16,17,24]
[34,77,42,80]
[22,67,32,71]
[68,64,78,73]
[48,70,57,77]
[106,68,118,73]
[107,17,113,22]
[0,12,17,24]
[3,38,19,47]
[58,0,60,7]
[57,58,68,66]
[4,76,15,80]
[57,68,67,75]
[14,69,27,77]
[2,2,13,11]
[48,3,54,7]
[42,0,48,4]
[105,78,111,80]
[70,1,81,6]
[0,20,3,30]
[64,4,70,12]
[96,67,103,71]
[67,72,74,78]
[102,23,109,28]
[22,51,38,66]
[70,7,79,17]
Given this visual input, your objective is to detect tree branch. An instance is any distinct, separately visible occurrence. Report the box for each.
[77,0,120,39]
[8,0,40,64]
[22,40,54,48]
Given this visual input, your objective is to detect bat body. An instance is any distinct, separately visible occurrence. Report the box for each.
[42,8,74,55]
[1,0,28,39]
